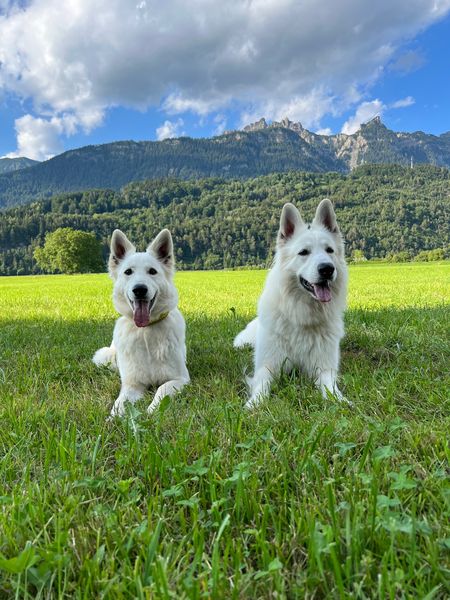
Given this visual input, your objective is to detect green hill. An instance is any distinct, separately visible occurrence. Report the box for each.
[1,164,448,275]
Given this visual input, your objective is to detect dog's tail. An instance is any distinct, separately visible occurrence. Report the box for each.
[234,318,258,348]
[92,343,117,369]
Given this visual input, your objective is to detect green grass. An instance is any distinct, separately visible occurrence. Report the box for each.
[0,262,449,598]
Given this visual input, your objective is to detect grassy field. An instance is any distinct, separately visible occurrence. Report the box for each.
[0,262,449,598]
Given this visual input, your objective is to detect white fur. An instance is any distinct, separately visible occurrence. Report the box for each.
[92,344,117,369]
[93,228,189,417]
[234,199,348,410]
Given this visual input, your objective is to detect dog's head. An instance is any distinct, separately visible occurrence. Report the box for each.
[108,228,177,326]
[276,199,346,303]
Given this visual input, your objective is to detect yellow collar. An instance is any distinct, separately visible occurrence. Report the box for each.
[147,311,170,326]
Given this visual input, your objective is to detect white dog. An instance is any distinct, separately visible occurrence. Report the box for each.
[234,199,348,409]
[93,229,189,417]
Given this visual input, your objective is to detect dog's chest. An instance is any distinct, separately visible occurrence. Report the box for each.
[114,318,183,385]
[268,303,343,362]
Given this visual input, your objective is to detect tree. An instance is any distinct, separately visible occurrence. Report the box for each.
[351,249,367,262]
[34,228,104,274]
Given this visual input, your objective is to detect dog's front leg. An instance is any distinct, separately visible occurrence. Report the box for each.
[110,383,146,417]
[246,332,284,410]
[315,369,344,402]
[315,368,353,406]
[246,365,277,410]
[148,377,190,414]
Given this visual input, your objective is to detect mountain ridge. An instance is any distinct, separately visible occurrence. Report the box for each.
[1,117,450,209]
[0,156,39,175]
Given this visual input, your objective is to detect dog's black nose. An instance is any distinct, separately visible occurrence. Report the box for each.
[318,263,335,280]
[132,285,148,299]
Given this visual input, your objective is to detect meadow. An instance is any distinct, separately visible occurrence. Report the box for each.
[0,262,449,598]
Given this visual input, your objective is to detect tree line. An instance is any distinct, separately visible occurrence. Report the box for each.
[1,164,449,275]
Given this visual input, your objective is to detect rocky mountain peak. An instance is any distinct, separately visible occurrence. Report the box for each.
[360,115,386,130]
[273,117,304,133]
[242,118,268,132]
[242,116,305,134]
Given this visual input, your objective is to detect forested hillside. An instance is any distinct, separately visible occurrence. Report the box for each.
[0,130,344,209]
[2,117,450,209]
[1,164,448,275]
[0,157,39,174]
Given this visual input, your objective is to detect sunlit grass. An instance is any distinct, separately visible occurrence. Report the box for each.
[0,262,449,598]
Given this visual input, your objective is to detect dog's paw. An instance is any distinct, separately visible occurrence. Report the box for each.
[338,395,354,408]
[324,386,353,408]
[233,332,247,348]
[147,403,157,415]
[109,398,126,418]
[147,396,164,415]
[244,396,261,411]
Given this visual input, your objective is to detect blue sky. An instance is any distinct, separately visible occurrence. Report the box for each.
[1,0,450,161]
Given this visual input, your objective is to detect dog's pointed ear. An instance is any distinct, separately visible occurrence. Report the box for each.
[148,229,174,268]
[313,199,339,233]
[278,203,304,245]
[109,230,135,277]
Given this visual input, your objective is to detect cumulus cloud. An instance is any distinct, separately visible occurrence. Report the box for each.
[239,88,339,130]
[0,1,13,15]
[156,119,184,141]
[341,95,416,134]
[316,127,332,136]
[0,0,449,153]
[213,114,227,136]
[163,94,225,117]
[5,114,78,160]
[341,100,385,134]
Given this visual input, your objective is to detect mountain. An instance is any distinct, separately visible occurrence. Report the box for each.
[0,157,39,175]
[243,116,450,170]
[1,117,450,208]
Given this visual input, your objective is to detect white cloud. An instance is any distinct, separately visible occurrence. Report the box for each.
[0,0,449,153]
[341,100,385,134]
[316,127,332,136]
[341,95,416,134]
[240,88,338,130]
[156,119,184,141]
[5,113,78,160]
[0,1,13,15]
[390,96,415,108]
[163,94,225,117]
[213,114,227,136]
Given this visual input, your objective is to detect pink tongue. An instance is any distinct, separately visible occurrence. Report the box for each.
[133,300,150,327]
[314,284,332,303]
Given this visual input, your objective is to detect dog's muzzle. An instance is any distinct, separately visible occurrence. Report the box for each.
[130,290,157,327]
[300,275,333,303]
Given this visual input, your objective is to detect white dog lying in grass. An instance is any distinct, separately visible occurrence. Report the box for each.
[234,199,348,409]
[93,228,189,417]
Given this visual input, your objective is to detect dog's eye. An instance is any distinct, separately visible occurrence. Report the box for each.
[326,247,334,254]
[124,268,133,275]
[148,268,157,275]
[298,249,310,256]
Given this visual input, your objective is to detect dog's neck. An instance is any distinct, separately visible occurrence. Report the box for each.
[146,310,170,326]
